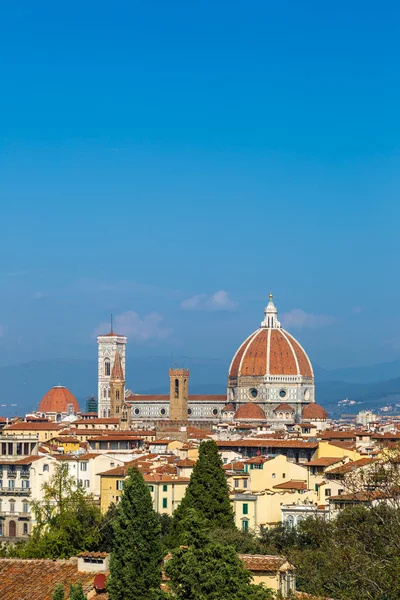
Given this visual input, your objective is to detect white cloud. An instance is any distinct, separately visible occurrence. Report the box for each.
[93,311,172,341]
[181,290,237,312]
[282,308,335,329]
[32,291,44,300]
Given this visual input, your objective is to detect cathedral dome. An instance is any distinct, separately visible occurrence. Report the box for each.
[228,295,313,381]
[302,403,328,420]
[38,385,80,415]
[234,403,266,420]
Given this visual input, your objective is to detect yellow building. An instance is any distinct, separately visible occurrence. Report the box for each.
[99,463,189,514]
[315,441,362,461]
[48,435,80,453]
[240,554,296,597]
[2,422,64,443]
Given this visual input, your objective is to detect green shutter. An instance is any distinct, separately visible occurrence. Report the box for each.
[243,503,248,515]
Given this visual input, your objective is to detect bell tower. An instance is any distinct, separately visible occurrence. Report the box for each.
[97,325,127,418]
[169,368,189,421]
[109,351,125,418]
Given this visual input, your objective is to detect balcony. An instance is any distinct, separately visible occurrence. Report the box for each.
[0,510,30,517]
[0,487,31,496]
[20,471,30,479]
[7,471,17,479]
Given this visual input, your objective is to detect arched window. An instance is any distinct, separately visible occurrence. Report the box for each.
[103,388,107,398]
[23,523,28,535]
[108,408,111,417]
[104,358,111,377]
[9,500,15,513]
[9,520,16,537]
[116,390,120,400]
[174,379,179,399]
[103,409,107,418]
[56,413,61,422]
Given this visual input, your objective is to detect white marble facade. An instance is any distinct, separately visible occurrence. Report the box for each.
[97,333,127,417]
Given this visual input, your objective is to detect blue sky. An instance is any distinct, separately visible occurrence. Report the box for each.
[1,1,400,369]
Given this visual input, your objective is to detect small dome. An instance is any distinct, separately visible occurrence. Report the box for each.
[234,403,266,420]
[38,385,80,414]
[302,403,328,420]
[273,403,294,412]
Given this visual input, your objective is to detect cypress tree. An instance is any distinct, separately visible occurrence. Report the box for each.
[52,584,64,600]
[69,582,86,600]
[108,466,163,600]
[171,439,235,542]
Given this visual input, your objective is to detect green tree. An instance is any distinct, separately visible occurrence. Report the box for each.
[171,440,235,545]
[19,462,103,558]
[98,502,119,552]
[108,466,163,600]
[69,582,87,600]
[165,510,273,600]
[52,584,64,600]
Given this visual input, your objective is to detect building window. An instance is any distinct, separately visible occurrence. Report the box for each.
[282,473,286,479]
[163,484,168,492]
[243,479,248,489]
[174,379,179,398]
[162,498,168,509]
[242,520,249,532]
[134,408,140,415]
[116,390,120,400]
[23,502,29,513]
[249,388,258,399]
[105,359,111,376]
[84,480,90,488]
[272,473,276,479]
[8,480,15,489]
[243,503,248,515]
[116,480,124,491]
[23,523,28,535]
[287,516,294,528]
[325,489,331,497]
[234,479,239,488]
[188,409,192,415]
[9,500,15,512]
[212,408,218,416]
[279,389,287,398]
[148,485,154,492]
[21,480,30,489]
[80,462,87,472]
[160,408,166,416]
[0,522,2,536]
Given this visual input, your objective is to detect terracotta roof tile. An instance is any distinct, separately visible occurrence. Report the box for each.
[0,558,97,600]
[273,480,308,490]
[239,554,292,571]
[111,351,124,380]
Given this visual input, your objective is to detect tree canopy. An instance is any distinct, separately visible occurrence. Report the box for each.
[108,466,163,600]
[171,440,235,545]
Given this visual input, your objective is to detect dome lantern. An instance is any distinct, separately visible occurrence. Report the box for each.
[261,293,281,329]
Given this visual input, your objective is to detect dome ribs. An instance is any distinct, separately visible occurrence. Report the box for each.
[285,333,313,378]
[229,332,257,378]
[269,330,297,375]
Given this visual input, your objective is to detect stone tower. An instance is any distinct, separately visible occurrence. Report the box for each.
[97,330,127,418]
[169,368,189,421]
[110,351,125,419]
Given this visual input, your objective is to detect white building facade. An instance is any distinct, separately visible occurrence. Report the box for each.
[97,332,127,418]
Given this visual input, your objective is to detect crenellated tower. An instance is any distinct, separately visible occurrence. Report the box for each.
[169,368,189,421]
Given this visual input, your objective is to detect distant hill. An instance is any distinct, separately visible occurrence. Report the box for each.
[2,356,400,418]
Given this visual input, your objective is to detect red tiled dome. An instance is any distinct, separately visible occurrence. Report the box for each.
[229,328,313,380]
[302,403,328,420]
[38,386,80,414]
[234,403,266,420]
